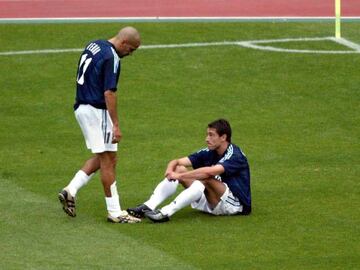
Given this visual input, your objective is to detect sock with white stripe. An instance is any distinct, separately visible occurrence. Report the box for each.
[144,178,179,210]
[66,170,94,197]
[160,180,205,217]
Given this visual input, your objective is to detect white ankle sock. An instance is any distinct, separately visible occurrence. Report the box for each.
[161,180,205,217]
[105,181,122,217]
[144,178,179,210]
[66,170,94,197]
[105,195,121,218]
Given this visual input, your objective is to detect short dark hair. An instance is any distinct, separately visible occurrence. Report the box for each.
[208,119,232,143]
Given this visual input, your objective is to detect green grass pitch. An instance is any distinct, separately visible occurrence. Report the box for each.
[0,21,359,269]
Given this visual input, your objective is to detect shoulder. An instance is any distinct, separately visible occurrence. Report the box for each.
[189,147,209,158]
[197,147,210,154]
[87,40,114,58]
[93,40,110,50]
[188,147,213,162]
[232,144,245,155]
[220,144,246,162]
[229,143,247,156]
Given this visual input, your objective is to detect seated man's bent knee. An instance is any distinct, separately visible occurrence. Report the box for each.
[202,178,227,207]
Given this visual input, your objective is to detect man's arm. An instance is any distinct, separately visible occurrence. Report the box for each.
[104,90,122,143]
[164,157,192,179]
[168,163,225,181]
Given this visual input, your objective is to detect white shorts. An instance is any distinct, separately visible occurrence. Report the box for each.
[75,104,117,153]
[191,183,243,215]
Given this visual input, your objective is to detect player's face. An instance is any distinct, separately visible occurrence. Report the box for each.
[206,128,225,150]
[119,41,139,58]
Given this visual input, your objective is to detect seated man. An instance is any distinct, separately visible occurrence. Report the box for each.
[127,119,251,223]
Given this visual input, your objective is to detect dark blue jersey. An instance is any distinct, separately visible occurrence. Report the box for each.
[74,40,121,110]
[188,144,251,211]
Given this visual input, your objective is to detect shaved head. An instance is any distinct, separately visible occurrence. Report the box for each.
[109,26,141,57]
[118,26,141,46]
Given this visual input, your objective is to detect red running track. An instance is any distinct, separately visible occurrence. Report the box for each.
[0,0,359,19]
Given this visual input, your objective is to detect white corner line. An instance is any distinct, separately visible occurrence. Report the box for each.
[236,36,360,54]
[330,37,360,52]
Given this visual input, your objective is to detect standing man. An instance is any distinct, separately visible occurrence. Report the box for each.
[58,26,141,223]
[127,119,251,223]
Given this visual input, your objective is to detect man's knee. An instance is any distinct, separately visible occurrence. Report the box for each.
[98,152,117,168]
[178,178,194,188]
[201,178,226,193]
[199,177,216,186]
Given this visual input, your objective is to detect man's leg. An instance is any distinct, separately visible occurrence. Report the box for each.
[98,151,140,223]
[199,180,245,215]
[127,165,187,218]
[127,178,179,218]
[146,178,227,222]
[143,178,179,209]
[97,151,120,216]
[145,178,204,222]
[59,156,99,217]
[201,178,227,209]
[65,156,100,197]
[159,180,205,216]
[146,165,190,209]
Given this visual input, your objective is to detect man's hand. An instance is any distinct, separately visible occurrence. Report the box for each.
[164,168,174,178]
[166,171,180,181]
[112,125,122,143]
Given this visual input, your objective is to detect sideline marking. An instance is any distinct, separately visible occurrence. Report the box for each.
[1,16,360,24]
[0,37,359,56]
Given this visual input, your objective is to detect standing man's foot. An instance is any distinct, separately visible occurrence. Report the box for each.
[107,210,142,223]
[58,188,76,217]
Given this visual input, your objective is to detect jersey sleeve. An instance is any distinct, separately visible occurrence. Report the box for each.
[218,153,247,176]
[103,55,120,92]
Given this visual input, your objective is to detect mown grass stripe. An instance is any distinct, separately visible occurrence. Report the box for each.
[0,178,199,269]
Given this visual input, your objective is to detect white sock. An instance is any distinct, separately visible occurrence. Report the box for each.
[106,181,122,217]
[144,178,179,210]
[105,196,122,218]
[161,180,205,217]
[66,170,94,197]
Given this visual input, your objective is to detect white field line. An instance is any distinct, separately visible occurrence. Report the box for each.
[238,37,334,44]
[140,41,237,49]
[330,37,360,52]
[237,37,360,54]
[0,48,83,56]
[1,37,360,56]
[0,42,236,56]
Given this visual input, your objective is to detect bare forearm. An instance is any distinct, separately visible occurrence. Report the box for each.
[171,164,224,181]
[104,90,119,127]
[104,90,122,143]
[177,167,214,181]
